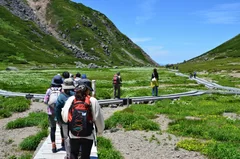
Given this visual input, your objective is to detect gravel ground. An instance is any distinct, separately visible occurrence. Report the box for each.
[0,102,207,159]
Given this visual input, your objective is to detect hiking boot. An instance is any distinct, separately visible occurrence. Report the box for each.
[52,143,57,153]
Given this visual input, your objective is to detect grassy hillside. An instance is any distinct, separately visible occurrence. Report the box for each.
[0,6,77,66]
[178,34,240,73]
[46,0,155,66]
[0,0,158,68]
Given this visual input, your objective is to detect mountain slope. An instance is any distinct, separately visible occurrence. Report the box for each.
[178,34,240,72]
[0,0,159,67]
[0,5,75,65]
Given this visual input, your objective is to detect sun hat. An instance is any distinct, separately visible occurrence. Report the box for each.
[51,75,63,85]
[76,79,93,91]
[61,78,75,90]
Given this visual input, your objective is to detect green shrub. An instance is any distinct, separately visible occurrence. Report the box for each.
[18,153,32,159]
[0,109,11,118]
[105,108,160,131]
[97,137,123,159]
[19,129,48,150]
[6,112,47,129]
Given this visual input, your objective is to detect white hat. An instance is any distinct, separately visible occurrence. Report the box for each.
[61,78,75,90]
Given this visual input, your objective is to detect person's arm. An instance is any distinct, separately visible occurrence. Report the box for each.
[119,76,122,84]
[90,97,105,135]
[43,89,50,104]
[55,94,63,123]
[61,96,75,123]
[151,73,154,80]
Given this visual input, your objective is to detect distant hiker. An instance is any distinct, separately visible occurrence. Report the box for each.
[151,68,159,96]
[55,78,75,159]
[189,73,193,78]
[61,79,105,159]
[112,72,122,99]
[74,72,81,87]
[70,73,74,80]
[81,74,87,79]
[44,75,64,153]
[62,71,70,80]
[193,71,197,78]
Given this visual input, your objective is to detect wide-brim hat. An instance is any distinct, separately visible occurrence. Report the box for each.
[51,75,63,85]
[61,78,75,90]
[76,79,93,91]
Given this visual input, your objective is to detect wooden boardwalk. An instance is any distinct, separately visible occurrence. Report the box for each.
[33,126,98,159]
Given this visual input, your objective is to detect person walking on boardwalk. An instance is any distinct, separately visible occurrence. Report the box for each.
[151,68,159,96]
[73,72,81,87]
[44,75,64,153]
[61,79,105,159]
[193,71,197,78]
[55,78,75,159]
[112,72,122,99]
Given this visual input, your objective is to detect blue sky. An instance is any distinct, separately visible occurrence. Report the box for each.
[72,0,240,65]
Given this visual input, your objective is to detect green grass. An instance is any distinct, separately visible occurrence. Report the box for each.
[19,129,48,150]
[105,106,160,131]
[0,96,30,118]
[0,67,198,97]
[0,6,77,66]
[6,112,48,129]
[97,137,123,159]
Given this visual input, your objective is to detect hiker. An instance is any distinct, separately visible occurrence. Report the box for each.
[73,72,81,87]
[81,74,87,79]
[151,68,159,96]
[189,73,193,78]
[112,72,122,99]
[44,74,64,153]
[61,79,105,159]
[193,71,197,78]
[55,78,75,159]
[62,71,70,80]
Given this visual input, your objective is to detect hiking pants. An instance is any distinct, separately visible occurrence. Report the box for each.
[48,115,64,142]
[152,86,158,96]
[61,123,70,158]
[113,84,121,98]
[70,138,93,159]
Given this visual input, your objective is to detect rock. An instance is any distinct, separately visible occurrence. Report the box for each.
[6,66,18,71]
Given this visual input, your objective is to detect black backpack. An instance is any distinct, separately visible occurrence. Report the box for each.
[68,96,93,137]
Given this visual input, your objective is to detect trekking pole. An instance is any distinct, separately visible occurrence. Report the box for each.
[92,80,96,98]
[93,124,97,146]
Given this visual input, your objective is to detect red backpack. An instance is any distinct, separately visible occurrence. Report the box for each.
[112,74,119,84]
[68,95,93,137]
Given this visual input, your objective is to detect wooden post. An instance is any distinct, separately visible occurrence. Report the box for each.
[92,80,96,97]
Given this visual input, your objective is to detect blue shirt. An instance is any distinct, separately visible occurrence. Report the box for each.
[55,91,74,123]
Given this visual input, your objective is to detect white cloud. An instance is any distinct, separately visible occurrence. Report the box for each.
[197,2,240,24]
[131,37,152,43]
[135,0,157,24]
